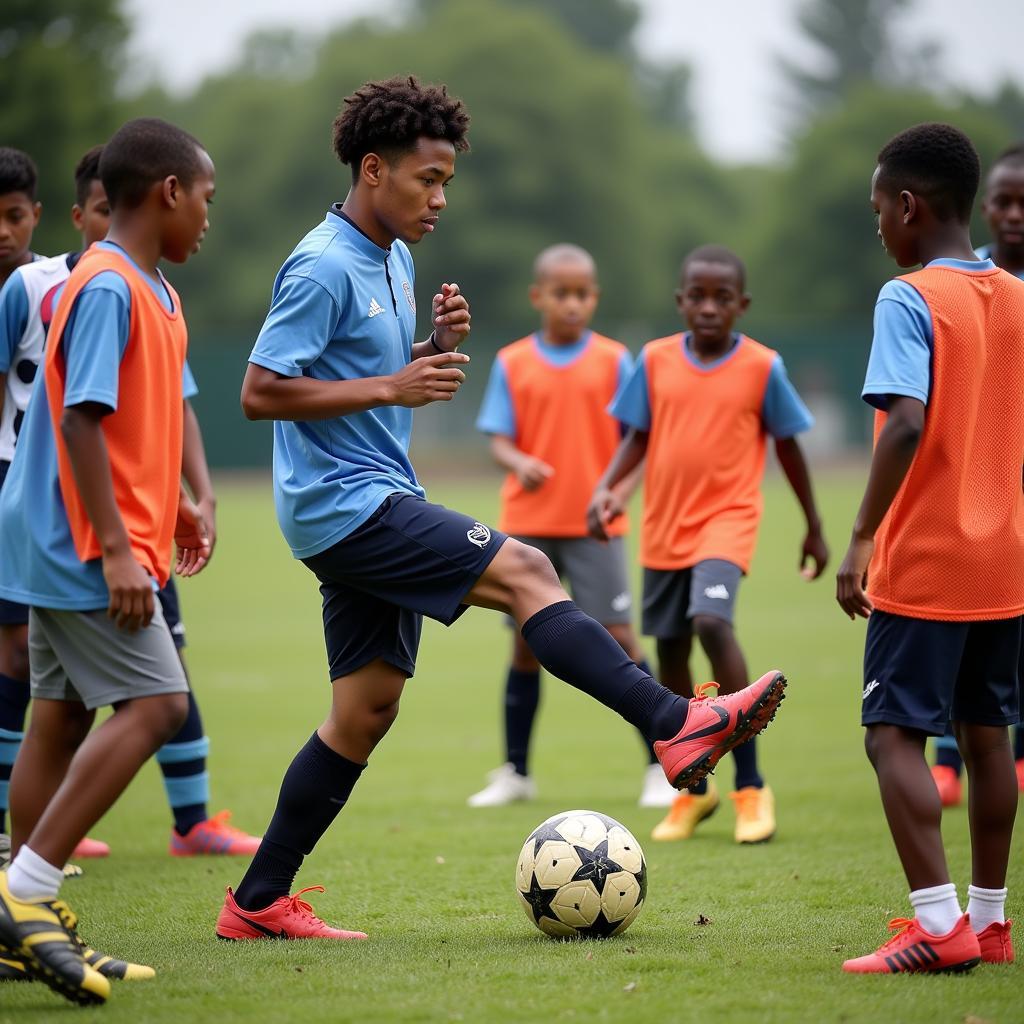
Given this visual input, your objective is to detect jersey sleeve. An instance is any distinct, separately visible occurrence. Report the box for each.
[475,357,516,437]
[609,349,651,431]
[761,356,814,438]
[862,280,933,411]
[249,274,341,377]
[182,359,198,400]
[0,270,30,374]
[61,273,130,412]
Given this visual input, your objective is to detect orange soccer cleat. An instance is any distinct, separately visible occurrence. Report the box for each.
[842,914,981,974]
[653,672,787,790]
[71,837,110,859]
[215,886,368,941]
[169,810,261,857]
[1015,759,1024,793]
[976,919,1014,964]
[930,764,962,808]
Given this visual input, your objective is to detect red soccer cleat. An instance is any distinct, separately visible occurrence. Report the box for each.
[930,764,962,808]
[653,672,787,790]
[1016,759,1024,793]
[842,914,981,974]
[215,886,368,941]
[71,837,110,859]
[977,919,1014,964]
[169,810,261,857]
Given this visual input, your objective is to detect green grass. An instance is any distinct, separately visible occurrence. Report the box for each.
[3,469,1020,1023]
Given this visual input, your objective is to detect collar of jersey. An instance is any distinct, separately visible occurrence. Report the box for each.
[681,331,743,372]
[530,330,591,367]
[326,205,391,264]
[93,240,176,315]
[924,256,996,273]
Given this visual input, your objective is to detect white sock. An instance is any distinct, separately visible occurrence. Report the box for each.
[6,845,63,901]
[909,883,962,935]
[966,885,1007,932]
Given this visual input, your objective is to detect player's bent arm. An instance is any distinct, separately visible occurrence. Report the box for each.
[241,355,470,421]
[60,403,154,631]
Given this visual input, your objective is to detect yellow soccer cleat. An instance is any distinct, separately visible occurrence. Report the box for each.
[651,780,720,841]
[730,785,776,844]
[0,873,109,1005]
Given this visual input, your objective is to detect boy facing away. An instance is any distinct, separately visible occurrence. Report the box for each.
[837,122,1023,973]
[218,75,787,943]
[589,245,827,844]
[0,118,215,1006]
[0,146,257,879]
[470,243,672,810]
[930,141,1024,807]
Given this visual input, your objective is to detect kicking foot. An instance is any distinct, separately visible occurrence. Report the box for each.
[467,763,536,807]
[654,672,787,790]
[731,785,776,844]
[216,885,368,940]
[977,919,1013,964]
[930,765,962,808]
[638,763,678,808]
[170,810,262,856]
[0,874,109,1005]
[842,914,981,973]
[651,781,719,841]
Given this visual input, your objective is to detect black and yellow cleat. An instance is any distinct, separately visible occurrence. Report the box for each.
[0,873,109,1005]
[82,946,155,980]
[0,954,31,981]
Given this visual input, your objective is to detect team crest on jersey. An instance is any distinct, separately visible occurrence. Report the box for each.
[402,281,416,312]
[467,523,491,548]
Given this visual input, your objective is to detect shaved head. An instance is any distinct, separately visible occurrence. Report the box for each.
[533,243,596,283]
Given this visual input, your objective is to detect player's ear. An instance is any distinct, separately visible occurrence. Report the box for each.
[738,293,752,315]
[673,288,685,313]
[900,190,917,223]
[528,282,542,310]
[360,153,384,189]
[71,205,85,233]
[161,175,180,209]
[31,202,41,227]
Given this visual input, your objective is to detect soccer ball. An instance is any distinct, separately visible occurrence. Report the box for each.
[515,809,647,939]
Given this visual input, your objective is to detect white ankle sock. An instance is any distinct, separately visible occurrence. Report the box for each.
[909,883,962,935]
[7,845,63,901]
[966,885,1007,932]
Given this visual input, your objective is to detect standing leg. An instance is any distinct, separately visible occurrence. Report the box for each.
[0,621,30,841]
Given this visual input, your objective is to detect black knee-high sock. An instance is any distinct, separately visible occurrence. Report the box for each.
[0,673,30,834]
[522,602,686,743]
[504,668,540,776]
[634,660,658,764]
[234,732,365,911]
[732,735,763,790]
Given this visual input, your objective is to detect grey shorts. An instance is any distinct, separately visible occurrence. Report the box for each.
[29,603,188,710]
[515,535,633,624]
[641,559,743,638]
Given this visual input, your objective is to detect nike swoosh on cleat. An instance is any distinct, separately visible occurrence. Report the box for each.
[231,912,287,939]
[663,705,732,746]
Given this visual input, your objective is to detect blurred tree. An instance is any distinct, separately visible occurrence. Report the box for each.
[0,0,127,256]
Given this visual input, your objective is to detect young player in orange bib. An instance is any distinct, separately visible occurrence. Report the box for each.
[590,245,827,844]
[837,123,1023,974]
[470,244,669,809]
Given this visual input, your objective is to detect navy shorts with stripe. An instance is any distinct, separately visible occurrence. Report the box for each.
[301,493,507,681]
[862,610,1022,735]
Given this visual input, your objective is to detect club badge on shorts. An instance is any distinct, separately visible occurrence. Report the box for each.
[467,523,491,548]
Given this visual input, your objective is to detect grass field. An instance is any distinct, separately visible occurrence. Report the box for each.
[3,468,1021,1023]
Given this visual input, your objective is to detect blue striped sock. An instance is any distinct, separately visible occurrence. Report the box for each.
[155,690,209,835]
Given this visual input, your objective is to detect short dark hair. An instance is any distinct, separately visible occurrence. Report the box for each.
[989,142,1024,177]
[876,123,980,223]
[0,148,37,201]
[99,118,206,211]
[332,75,470,183]
[680,244,747,291]
[74,145,104,207]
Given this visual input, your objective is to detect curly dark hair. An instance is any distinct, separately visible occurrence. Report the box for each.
[0,148,37,201]
[332,75,470,182]
[990,142,1024,174]
[680,244,747,291]
[99,118,206,211]
[877,123,980,223]
[74,145,104,207]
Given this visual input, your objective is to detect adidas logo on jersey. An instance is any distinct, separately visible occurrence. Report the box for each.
[703,584,730,600]
[368,297,385,318]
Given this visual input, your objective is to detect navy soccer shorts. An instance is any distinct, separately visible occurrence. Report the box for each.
[301,493,507,681]
[157,575,186,650]
[862,610,1021,735]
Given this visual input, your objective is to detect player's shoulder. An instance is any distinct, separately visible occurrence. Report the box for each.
[641,333,681,360]
[737,334,778,363]
[15,252,72,289]
[495,335,536,363]
[587,332,629,357]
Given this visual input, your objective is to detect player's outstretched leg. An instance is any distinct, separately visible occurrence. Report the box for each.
[464,540,787,791]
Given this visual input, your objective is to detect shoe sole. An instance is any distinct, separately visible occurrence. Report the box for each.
[671,673,787,790]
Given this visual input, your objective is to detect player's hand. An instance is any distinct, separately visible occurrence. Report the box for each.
[103,546,155,632]
[515,454,555,491]
[388,351,470,407]
[175,494,212,578]
[836,535,874,619]
[197,496,217,560]
[800,527,829,580]
[586,487,623,542]
[432,282,471,351]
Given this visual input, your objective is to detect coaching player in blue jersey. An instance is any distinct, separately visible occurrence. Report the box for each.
[215,75,788,942]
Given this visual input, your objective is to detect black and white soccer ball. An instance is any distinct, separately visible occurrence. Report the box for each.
[515,809,647,939]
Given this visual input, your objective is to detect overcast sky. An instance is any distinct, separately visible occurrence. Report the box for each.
[124,0,1024,162]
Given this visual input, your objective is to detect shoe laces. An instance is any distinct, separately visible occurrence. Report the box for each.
[878,917,917,950]
[730,788,763,818]
[45,898,88,951]
[693,681,720,701]
[284,886,327,923]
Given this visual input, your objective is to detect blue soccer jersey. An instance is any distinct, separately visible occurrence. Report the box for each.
[249,208,425,559]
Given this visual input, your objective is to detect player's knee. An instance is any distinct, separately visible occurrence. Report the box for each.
[0,628,30,682]
[692,614,732,652]
[156,692,190,741]
[501,540,559,590]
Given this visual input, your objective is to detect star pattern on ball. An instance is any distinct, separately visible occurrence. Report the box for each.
[522,871,560,923]
[570,839,620,893]
[529,815,572,858]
